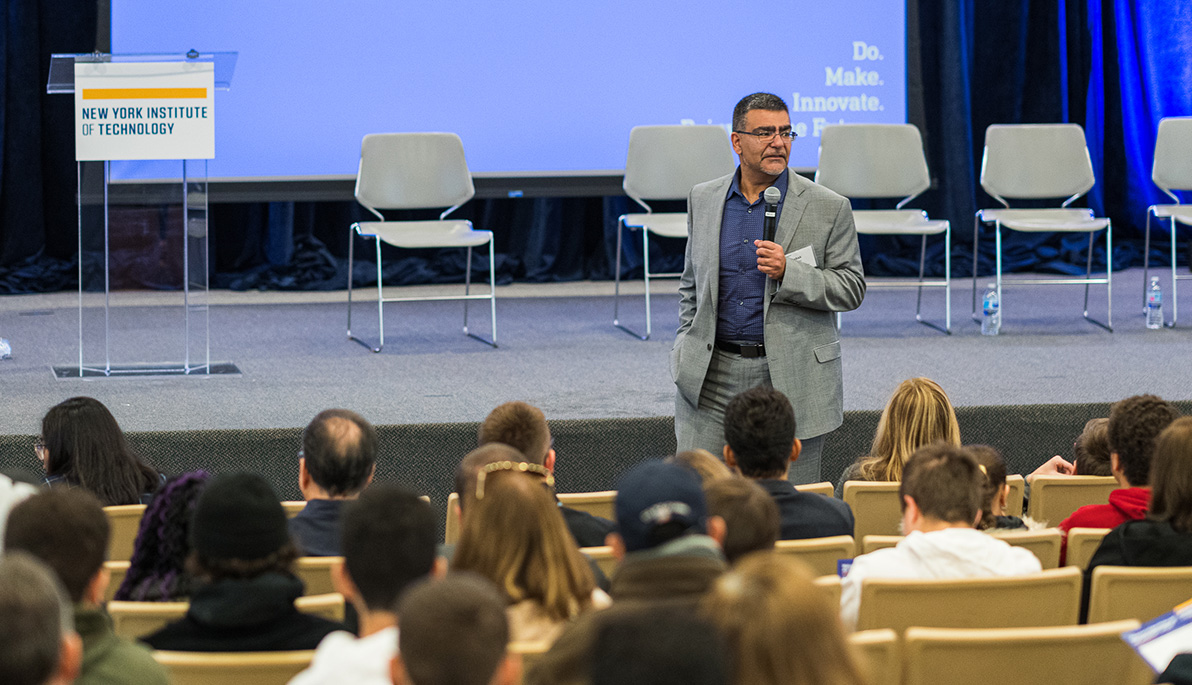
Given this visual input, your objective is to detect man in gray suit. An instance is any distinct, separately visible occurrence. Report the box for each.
[672,92,865,484]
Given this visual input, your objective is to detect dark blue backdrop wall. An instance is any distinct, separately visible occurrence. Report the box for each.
[1,0,1189,294]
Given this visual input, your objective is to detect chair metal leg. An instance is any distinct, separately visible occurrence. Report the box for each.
[1082,224,1113,332]
[1170,216,1179,327]
[375,239,385,351]
[612,219,649,340]
[971,213,982,322]
[346,230,382,353]
[1143,210,1153,313]
[945,224,952,333]
[913,233,950,334]
[995,222,1003,326]
[347,225,355,338]
[643,226,653,339]
[463,243,498,348]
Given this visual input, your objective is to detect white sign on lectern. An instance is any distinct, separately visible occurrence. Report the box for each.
[73,61,215,161]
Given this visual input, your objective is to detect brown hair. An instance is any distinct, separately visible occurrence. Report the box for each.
[700,553,865,685]
[190,543,300,583]
[1108,394,1180,487]
[1073,418,1112,476]
[668,449,734,485]
[398,573,509,685]
[704,478,779,563]
[1148,417,1192,533]
[855,378,961,483]
[967,445,1007,530]
[478,402,551,464]
[453,470,595,622]
[453,443,526,513]
[4,489,109,603]
[900,444,982,525]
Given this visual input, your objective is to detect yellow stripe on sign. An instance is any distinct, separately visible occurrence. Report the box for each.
[82,88,208,100]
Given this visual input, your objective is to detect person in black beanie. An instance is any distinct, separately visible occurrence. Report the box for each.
[141,472,343,651]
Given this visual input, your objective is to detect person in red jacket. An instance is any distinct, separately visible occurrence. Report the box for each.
[1058,394,1180,560]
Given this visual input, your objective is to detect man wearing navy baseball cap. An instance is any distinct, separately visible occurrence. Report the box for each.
[527,460,727,685]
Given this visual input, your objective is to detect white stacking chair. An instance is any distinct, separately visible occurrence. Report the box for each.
[1143,116,1192,326]
[971,124,1112,331]
[816,124,951,333]
[347,133,495,352]
[614,125,735,339]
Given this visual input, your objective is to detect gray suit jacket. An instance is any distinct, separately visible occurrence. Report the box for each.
[670,169,865,438]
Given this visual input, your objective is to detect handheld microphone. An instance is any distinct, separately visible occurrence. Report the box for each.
[762,186,781,243]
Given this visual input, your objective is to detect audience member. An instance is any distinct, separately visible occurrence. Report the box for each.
[5,489,169,684]
[478,401,614,547]
[1082,416,1192,619]
[392,573,520,685]
[1059,395,1179,536]
[527,460,727,685]
[835,378,960,496]
[115,470,211,601]
[38,396,163,506]
[454,466,608,644]
[1073,417,1113,476]
[702,553,865,685]
[291,485,440,685]
[142,472,342,651]
[666,449,734,484]
[839,445,1041,630]
[0,552,82,685]
[704,477,780,564]
[723,387,853,539]
[453,443,528,528]
[289,409,378,556]
[968,445,1028,531]
[591,606,730,685]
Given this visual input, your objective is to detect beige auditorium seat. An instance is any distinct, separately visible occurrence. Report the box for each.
[773,536,855,577]
[856,566,1082,633]
[1087,565,1192,623]
[842,481,902,543]
[1066,527,1111,570]
[104,560,130,602]
[988,528,1062,569]
[579,546,618,580]
[294,556,340,596]
[446,492,461,545]
[1026,476,1117,526]
[152,650,316,685]
[556,490,616,521]
[280,501,306,518]
[814,574,842,606]
[794,481,835,497]
[110,593,345,640]
[848,629,900,685]
[861,535,902,555]
[104,504,147,562]
[1006,474,1025,516]
[903,620,1150,685]
[510,639,551,682]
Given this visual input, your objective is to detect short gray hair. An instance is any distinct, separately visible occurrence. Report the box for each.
[732,92,789,131]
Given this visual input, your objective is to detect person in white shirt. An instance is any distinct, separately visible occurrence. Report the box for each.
[840,444,1043,631]
[289,485,443,685]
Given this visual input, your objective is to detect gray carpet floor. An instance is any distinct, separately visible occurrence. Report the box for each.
[1,267,1190,437]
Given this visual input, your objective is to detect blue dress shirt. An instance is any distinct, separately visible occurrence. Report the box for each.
[716,168,787,343]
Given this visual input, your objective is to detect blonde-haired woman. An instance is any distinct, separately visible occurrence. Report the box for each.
[453,466,609,644]
[835,377,961,495]
[701,553,865,685]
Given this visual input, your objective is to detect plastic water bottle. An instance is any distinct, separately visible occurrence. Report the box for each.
[981,283,1000,336]
[0,338,10,360]
[1147,277,1164,329]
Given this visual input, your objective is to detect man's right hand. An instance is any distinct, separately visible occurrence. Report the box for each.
[1026,455,1075,484]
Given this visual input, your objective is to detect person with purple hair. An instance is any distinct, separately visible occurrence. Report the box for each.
[115,470,211,601]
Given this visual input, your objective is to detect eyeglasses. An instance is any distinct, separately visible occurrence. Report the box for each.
[733,128,797,142]
[475,461,554,500]
[34,439,46,461]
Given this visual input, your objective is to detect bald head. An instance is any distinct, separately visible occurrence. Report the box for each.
[302,409,378,496]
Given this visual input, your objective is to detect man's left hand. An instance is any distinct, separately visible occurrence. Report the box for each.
[754,240,785,281]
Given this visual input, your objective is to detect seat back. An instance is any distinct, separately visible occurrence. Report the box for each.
[988,528,1063,569]
[623,125,735,207]
[445,492,460,545]
[294,556,341,596]
[813,573,843,605]
[861,535,902,554]
[856,566,1082,633]
[509,640,552,683]
[1153,117,1192,194]
[773,536,855,577]
[1087,565,1192,623]
[104,560,130,602]
[1026,476,1118,526]
[579,545,619,580]
[1066,527,1112,570]
[794,481,834,497]
[1006,474,1025,517]
[153,650,316,685]
[980,124,1095,203]
[110,593,345,640]
[356,133,474,212]
[815,124,930,200]
[903,620,1150,685]
[293,592,346,622]
[104,504,147,562]
[848,629,900,685]
[556,490,616,521]
[280,501,306,518]
[842,481,903,542]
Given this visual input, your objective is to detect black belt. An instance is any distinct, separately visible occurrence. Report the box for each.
[715,340,766,358]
